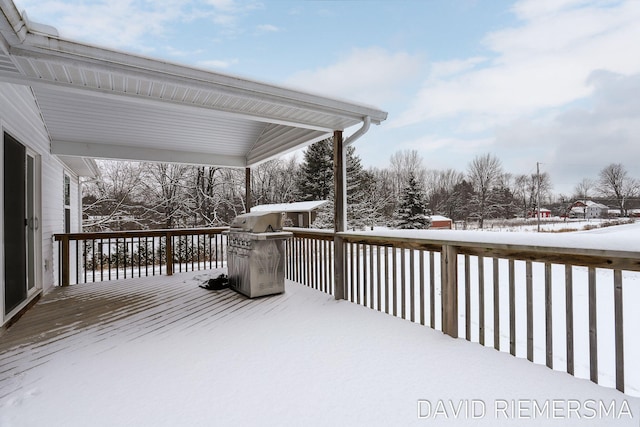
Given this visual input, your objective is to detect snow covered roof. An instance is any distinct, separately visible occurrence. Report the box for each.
[430,215,451,222]
[251,200,329,213]
[0,0,387,168]
[575,200,609,209]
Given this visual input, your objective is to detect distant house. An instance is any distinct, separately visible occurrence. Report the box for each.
[251,201,329,228]
[430,215,452,230]
[570,200,609,219]
[528,208,551,219]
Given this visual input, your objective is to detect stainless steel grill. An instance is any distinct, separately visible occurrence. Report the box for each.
[226,212,292,298]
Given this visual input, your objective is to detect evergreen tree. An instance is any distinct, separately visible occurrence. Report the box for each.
[310,200,334,229]
[395,173,431,229]
[449,180,474,222]
[297,138,333,201]
[297,139,374,230]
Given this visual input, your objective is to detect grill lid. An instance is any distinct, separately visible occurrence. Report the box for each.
[230,212,283,233]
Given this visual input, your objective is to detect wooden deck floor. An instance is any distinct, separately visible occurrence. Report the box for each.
[1,270,638,426]
[0,269,291,400]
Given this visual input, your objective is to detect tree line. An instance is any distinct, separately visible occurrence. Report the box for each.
[83,139,640,231]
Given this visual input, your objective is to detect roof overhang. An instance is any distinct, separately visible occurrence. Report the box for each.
[0,0,387,170]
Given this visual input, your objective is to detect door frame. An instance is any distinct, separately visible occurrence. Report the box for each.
[1,130,42,324]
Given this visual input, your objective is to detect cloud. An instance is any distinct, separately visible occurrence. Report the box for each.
[257,24,279,33]
[493,71,640,193]
[285,47,425,107]
[14,0,188,50]
[197,58,240,70]
[13,0,264,51]
[393,0,640,131]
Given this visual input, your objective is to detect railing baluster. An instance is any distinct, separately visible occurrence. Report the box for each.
[527,261,534,362]
[350,242,355,303]
[493,258,500,351]
[377,245,382,312]
[465,254,471,341]
[400,248,406,319]
[419,250,425,326]
[430,252,435,329]
[316,238,320,291]
[80,240,84,284]
[565,265,574,374]
[589,266,598,383]
[100,238,104,281]
[92,238,96,283]
[441,245,458,338]
[614,269,624,393]
[545,262,553,369]
[478,256,485,345]
[509,259,515,356]
[329,237,334,295]
[384,246,390,315]
[362,244,367,305]
[410,249,415,322]
[392,246,397,317]
[369,244,375,309]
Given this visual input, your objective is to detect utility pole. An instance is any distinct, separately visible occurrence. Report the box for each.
[537,162,541,232]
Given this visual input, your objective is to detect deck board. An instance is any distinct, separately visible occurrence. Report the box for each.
[0,269,254,398]
[1,269,637,426]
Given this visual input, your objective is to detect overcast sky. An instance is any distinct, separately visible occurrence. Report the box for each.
[14,0,640,195]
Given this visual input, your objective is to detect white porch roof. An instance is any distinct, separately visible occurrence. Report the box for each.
[0,0,387,171]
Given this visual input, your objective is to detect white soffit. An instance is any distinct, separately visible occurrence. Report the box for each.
[0,0,387,168]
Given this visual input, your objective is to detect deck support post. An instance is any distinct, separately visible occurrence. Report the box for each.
[333,130,346,300]
[245,167,252,213]
[441,245,458,338]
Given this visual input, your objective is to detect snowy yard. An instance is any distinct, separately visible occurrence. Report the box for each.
[1,268,639,426]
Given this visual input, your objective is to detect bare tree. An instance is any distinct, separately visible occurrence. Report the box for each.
[389,149,426,201]
[467,153,503,228]
[82,160,145,230]
[597,163,639,216]
[251,157,300,206]
[367,167,396,221]
[425,168,464,217]
[512,172,552,218]
[140,163,192,228]
[573,178,595,200]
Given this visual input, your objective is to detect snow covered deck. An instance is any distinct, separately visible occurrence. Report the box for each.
[1,270,638,426]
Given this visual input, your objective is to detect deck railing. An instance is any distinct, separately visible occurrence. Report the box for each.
[54,228,228,286]
[54,226,639,395]
[285,228,639,396]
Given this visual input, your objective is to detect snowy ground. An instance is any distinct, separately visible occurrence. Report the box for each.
[1,270,639,426]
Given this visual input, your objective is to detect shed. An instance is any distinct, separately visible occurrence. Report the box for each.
[251,201,329,228]
[430,215,452,230]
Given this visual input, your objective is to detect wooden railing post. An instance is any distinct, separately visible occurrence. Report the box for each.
[333,129,346,300]
[165,232,173,276]
[441,245,458,338]
[60,235,70,287]
[334,235,345,300]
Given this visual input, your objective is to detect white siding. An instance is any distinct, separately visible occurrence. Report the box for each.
[1,82,83,322]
